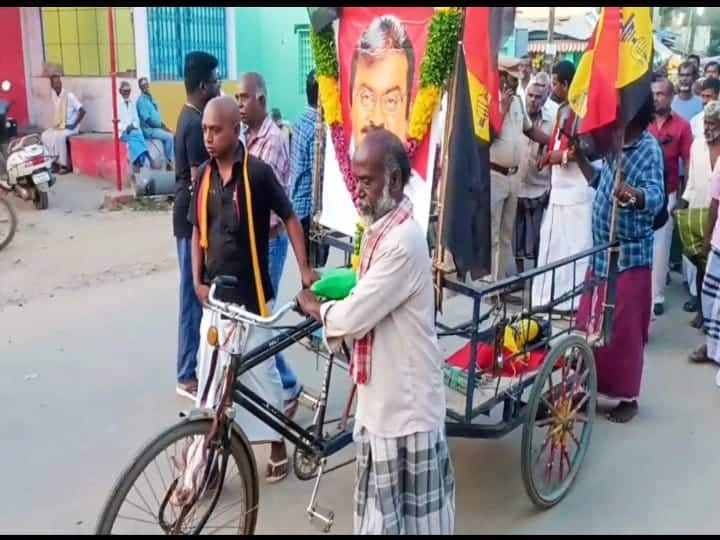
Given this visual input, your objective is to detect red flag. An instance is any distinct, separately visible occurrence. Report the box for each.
[464,7,512,141]
[569,7,621,135]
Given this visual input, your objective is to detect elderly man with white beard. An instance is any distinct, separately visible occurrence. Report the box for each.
[296,128,455,535]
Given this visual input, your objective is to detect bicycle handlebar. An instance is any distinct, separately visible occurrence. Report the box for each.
[206,282,297,327]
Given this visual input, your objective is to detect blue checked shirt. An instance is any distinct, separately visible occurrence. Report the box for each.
[590,130,665,277]
[289,107,320,220]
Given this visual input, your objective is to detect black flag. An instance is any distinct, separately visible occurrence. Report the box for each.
[442,46,492,281]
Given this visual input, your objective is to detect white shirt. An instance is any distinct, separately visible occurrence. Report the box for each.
[691,111,704,141]
[118,98,140,133]
[320,214,446,438]
[51,89,83,127]
[683,137,719,208]
[548,106,596,206]
[517,103,554,199]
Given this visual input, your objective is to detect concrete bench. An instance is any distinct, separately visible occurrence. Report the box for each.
[68,133,168,183]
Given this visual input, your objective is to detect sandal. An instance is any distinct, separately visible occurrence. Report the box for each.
[689,345,711,364]
[684,298,699,313]
[266,458,289,484]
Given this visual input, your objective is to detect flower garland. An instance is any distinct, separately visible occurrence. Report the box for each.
[310,7,462,210]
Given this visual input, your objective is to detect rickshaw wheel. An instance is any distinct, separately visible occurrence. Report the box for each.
[521,335,597,509]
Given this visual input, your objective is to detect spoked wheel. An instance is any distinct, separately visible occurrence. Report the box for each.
[521,335,597,509]
[0,196,17,250]
[95,418,259,535]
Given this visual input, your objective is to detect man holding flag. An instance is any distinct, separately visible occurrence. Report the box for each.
[570,7,665,423]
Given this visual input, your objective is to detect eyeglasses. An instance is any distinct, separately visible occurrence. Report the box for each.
[355,87,404,115]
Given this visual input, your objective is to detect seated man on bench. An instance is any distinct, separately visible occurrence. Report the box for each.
[118,81,150,173]
[41,74,85,175]
[137,77,175,171]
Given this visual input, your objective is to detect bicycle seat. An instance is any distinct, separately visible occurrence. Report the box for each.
[213,275,240,289]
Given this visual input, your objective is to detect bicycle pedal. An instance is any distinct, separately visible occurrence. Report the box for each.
[307,505,334,533]
[299,389,320,411]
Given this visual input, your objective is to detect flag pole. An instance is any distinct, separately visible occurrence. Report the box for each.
[600,131,624,344]
[310,100,325,268]
[433,7,467,312]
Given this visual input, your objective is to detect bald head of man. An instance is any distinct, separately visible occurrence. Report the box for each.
[352,128,410,223]
[236,72,268,130]
[202,96,242,160]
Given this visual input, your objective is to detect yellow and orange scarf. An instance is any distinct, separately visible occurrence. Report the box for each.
[196,148,269,317]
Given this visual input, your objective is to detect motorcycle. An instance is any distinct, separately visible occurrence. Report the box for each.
[0,80,55,210]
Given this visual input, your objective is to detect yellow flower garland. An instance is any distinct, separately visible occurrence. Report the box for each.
[407,85,442,141]
[318,75,343,126]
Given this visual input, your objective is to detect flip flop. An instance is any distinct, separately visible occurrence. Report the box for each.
[266,458,289,484]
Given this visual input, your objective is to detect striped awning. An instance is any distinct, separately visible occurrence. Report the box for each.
[528,39,588,53]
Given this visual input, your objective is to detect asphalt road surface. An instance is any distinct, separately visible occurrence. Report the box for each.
[1,176,719,534]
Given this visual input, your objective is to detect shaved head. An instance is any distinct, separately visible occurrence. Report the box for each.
[203,96,242,159]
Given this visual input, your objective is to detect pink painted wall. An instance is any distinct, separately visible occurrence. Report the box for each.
[0,7,29,125]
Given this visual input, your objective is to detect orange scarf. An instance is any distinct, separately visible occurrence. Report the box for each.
[195,148,269,316]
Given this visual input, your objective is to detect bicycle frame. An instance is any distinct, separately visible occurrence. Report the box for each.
[225,316,354,461]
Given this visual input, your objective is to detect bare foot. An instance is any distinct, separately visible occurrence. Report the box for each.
[606,400,638,423]
[689,345,711,364]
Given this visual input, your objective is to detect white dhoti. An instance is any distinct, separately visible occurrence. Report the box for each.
[196,307,283,443]
[41,127,78,167]
[532,199,593,312]
[651,192,677,306]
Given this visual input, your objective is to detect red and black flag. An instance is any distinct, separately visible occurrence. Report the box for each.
[441,7,515,280]
[464,6,515,142]
[569,7,653,146]
[441,45,492,281]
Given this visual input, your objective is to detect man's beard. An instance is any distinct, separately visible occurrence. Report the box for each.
[359,177,398,225]
[706,128,720,143]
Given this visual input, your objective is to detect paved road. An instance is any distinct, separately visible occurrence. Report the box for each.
[1,178,719,534]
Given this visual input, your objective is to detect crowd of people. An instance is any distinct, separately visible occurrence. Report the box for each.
[488,53,720,422]
[37,45,720,534]
[161,48,720,533]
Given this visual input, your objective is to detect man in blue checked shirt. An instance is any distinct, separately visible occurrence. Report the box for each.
[573,92,665,424]
[290,70,328,266]
[137,77,175,171]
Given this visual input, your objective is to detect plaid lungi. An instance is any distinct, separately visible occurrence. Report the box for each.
[353,426,455,535]
[702,248,720,363]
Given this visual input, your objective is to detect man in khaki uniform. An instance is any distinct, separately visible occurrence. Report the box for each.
[489,56,549,282]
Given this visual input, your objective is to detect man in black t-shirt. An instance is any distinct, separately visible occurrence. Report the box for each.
[173,52,221,401]
[188,96,317,483]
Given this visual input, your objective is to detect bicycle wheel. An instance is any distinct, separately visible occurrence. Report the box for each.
[0,196,17,251]
[521,335,597,509]
[95,417,259,535]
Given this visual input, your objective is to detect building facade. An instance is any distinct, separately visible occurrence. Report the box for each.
[4,7,314,134]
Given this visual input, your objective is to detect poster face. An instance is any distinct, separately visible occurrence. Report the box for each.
[319,7,439,237]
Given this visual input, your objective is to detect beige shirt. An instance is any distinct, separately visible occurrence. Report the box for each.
[516,102,554,199]
[683,137,720,208]
[490,94,532,169]
[320,214,445,438]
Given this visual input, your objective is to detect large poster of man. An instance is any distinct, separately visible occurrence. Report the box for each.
[318,7,440,237]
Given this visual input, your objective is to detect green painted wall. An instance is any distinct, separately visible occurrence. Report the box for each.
[234,7,312,125]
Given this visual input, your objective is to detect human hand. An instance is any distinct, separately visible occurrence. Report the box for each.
[300,267,320,289]
[296,289,322,321]
[614,182,640,207]
[500,88,514,116]
[195,283,210,304]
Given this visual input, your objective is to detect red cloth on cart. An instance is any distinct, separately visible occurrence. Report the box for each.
[446,342,546,378]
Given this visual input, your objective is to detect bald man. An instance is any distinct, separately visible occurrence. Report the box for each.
[188,96,317,483]
[297,129,455,535]
[236,73,304,412]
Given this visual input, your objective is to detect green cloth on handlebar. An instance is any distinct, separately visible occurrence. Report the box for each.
[311,267,357,300]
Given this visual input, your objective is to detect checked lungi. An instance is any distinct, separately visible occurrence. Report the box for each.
[353,426,455,535]
[702,248,720,363]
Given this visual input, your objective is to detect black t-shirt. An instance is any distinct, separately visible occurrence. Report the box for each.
[173,104,208,238]
[188,144,294,314]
